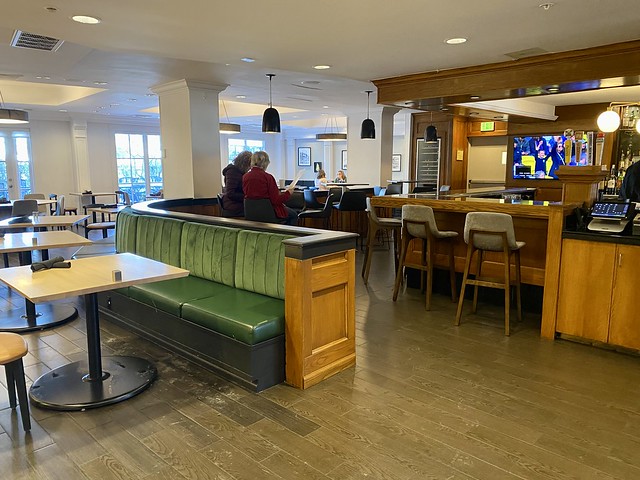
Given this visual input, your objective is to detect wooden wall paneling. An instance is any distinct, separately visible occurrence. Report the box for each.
[284,250,356,389]
[411,113,452,186]
[467,120,508,137]
[608,245,640,350]
[451,116,469,190]
[540,205,567,339]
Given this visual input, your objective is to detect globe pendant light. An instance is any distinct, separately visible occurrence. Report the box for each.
[262,73,281,133]
[424,111,438,143]
[360,90,375,139]
[0,90,28,124]
[596,109,620,133]
[219,99,241,134]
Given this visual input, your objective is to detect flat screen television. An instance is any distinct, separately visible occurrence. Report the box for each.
[511,132,594,180]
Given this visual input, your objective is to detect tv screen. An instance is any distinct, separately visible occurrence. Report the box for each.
[591,202,630,219]
[512,133,593,180]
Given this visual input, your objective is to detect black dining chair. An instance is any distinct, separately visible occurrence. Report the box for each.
[285,191,306,213]
[298,193,335,229]
[244,198,286,224]
[303,189,325,210]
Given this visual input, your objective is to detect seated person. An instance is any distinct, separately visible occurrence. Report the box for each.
[315,169,328,191]
[334,170,347,183]
[222,151,252,215]
[243,151,298,225]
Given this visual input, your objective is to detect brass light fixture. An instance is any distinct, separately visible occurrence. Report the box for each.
[316,116,347,141]
[597,102,640,133]
[219,99,241,134]
[0,90,29,124]
[262,73,281,133]
[360,90,375,139]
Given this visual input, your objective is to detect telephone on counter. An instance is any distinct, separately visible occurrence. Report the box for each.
[587,201,635,234]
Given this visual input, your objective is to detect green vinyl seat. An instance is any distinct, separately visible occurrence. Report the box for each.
[181,290,285,345]
[128,276,235,317]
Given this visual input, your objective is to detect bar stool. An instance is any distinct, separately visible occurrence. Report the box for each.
[362,197,401,284]
[392,205,458,310]
[454,212,525,336]
[0,332,31,431]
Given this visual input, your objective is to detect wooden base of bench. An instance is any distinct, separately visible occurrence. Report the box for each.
[97,291,285,392]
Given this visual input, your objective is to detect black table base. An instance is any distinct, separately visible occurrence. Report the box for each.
[0,303,77,333]
[29,356,157,411]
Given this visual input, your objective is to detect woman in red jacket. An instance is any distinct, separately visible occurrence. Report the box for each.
[242,151,298,225]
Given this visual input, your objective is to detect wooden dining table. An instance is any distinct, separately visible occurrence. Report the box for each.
[0,253,189,410]
[0,214,89,230]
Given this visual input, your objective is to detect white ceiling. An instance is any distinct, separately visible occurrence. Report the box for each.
[1,0,639,133]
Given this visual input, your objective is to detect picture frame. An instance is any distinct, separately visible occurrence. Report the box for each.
[341,150,347,170]
[297,147,311,166]
[313,161,323,173]
[391,153,401,172]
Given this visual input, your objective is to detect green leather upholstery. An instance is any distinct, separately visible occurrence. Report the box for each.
[181,290,284,345]
[115,207,138,254]
[135,215,184,267]
[129,276,235,317]
[235,230,292,299]
[181,222,237,287]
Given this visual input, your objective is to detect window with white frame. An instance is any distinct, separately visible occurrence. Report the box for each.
[0,130,33,200]
[115,133,162,203]
[227,138,264,163]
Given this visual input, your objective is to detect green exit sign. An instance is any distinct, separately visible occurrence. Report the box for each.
[480,121,495,132]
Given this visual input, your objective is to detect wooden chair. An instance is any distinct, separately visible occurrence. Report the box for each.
[0,332,31,431]
[393,205,458,310]
[454,212,525,336]
[362,196,401,284]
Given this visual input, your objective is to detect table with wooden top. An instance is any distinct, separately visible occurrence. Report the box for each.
[87,205,126,221]
[0,253,189,410]
[0,230,93,332]
[0,214,89,230]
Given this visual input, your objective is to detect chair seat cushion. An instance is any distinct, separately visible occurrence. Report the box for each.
[376,218,401,227]
[129,276,234,316]
[433,230,458,239]
[181,290,285,345]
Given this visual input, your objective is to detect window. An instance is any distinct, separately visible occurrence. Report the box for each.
[115,133,162,203]
[0,130,33,200]
[228,138,264,163]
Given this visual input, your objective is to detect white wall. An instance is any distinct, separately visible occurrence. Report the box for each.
[29,119,75,199]
[467,136,508,184]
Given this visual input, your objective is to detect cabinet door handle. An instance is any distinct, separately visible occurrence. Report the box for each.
[618,252,623,267]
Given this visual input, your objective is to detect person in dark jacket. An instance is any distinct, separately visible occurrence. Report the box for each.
[222,151,252,216]
[620,160,640,203]
[242,151,298,225]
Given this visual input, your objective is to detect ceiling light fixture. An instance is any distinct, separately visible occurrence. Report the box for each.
[219,99,241,134]
[424,111,437,143]
[316,116,347,141]
[71,15,101,24]
[0,90,29,124]
[445,37,467,45]
[596,102,640,133]
[235,95,246,99]
[313,65,331,70]
[241,57,255,63]
[262,73,281,133]
[361,90,376,139]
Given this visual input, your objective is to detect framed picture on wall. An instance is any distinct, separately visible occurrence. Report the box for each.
[313,162,323,173]
[341,150,347,170]
[297,147,311,166]
[391,153,402,172]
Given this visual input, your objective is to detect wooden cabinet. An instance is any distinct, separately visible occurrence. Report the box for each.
[556,239,640,350]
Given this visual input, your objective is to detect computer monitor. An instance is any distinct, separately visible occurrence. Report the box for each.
[591,201,630,219]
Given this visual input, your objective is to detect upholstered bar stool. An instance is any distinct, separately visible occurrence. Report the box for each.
[0,332,31,431]
[362,196,401,284]
[454,212,525,336]
[392,205,458,310]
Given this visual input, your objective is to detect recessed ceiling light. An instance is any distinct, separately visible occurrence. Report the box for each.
[470,95,480,100]
[127,98,137,102]
[240,57,255,63]
[35,76,51,80]
[109,103,120,107]
[94,81,108,85]
[494,115,503,119]
[313,65,331,70]
[539,3,554,10]
[71,15,101,24]
[58,109,67,112]
[322,105,330,109]
[235,95,246,99]
[445,37,467,45]
[145,93,155,97]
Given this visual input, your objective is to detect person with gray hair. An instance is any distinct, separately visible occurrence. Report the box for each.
[222,150,252,216]
[242,151,298,225]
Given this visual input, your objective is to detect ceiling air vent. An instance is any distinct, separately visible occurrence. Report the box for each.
[504,47,548,60]
[10,30,63,52]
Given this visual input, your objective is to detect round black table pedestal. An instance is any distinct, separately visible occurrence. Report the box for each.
[29,356,157,411]
[0,304,78,332]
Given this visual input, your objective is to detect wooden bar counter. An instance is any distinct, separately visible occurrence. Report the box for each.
[371,194,579,337]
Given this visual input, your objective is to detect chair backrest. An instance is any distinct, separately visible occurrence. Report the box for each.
[337,191,366,211]
[244,198,283,224]
[365,196,380,223]
[328,187,344,203]
[216,193,225,210]
[55,194,65,215]
[385,183,402,195]
[24,193,47,213]
[116,190,131,206]
[303,189,324,209]
[319,193,335,218]
[464,212,518,251]
[412,186,436,194]
[285,191,305,211]
[12,199,38,217]
[401,205,441,238]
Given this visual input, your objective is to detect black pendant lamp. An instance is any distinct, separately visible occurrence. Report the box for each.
[262,73,281,133]
[360,90,375,139]
[424,111,438,143]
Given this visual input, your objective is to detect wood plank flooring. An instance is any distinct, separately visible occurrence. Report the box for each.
[2,241,640,479]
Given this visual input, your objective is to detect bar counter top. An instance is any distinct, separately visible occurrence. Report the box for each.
[563,230,640,246]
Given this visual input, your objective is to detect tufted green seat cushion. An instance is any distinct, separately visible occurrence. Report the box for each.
[135,215,184,267]
[181,290,284,345]
[128,276,235,317]
[115,207,138,254]
[235,230,292,300]
[180,222,237,287]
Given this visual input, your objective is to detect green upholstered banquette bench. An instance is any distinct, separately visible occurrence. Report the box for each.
[98,208,292,391]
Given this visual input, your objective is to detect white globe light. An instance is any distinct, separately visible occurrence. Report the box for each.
[596,110,620,132]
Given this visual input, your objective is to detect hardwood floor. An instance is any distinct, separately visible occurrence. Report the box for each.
[2,241,640,479]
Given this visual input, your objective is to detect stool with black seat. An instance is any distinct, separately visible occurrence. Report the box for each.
[0,332,31,431]
[244,198,287,224]
[392,205,458,310]
[362,196,401,284]
[217,193,243,218]
[285,190,305,213]
[298,193,335,229]
[454,212,525,336]
[328,187,344,204]
[303,189,325,210]
[332,191,367,245]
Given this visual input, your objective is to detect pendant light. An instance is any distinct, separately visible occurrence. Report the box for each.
[360,90,375,139]
[219,99,241,134]
[0,90,28,124]
[316,116,347,141]
[424,111,438,143]
[262,73,281,133]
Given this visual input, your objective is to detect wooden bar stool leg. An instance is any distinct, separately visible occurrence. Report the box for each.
[362,222,377,284]
[448,240,457,302]
[515,250,522,322]
[392,228,410,301]
[455,241,475,326]
[503,247,511,336]
[425,240,433,311]
[472,250,483,314]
